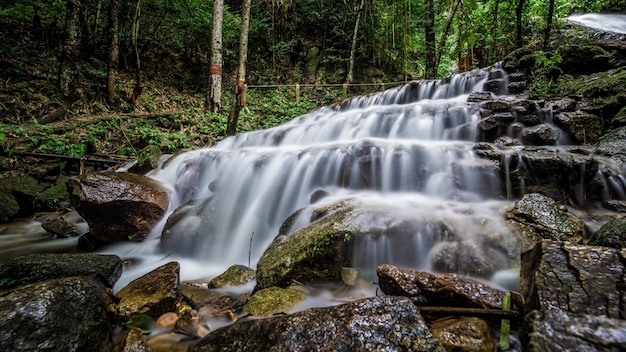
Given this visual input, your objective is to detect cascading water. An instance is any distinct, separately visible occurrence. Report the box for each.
[567,13,626,35]
[107,66,521,289]
[104,62,624,293]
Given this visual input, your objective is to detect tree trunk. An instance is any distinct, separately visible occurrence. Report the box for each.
[543,0,555,50]
[346,0,366,85]
[58,0,81,99]
[516,0,526,48]
[130,0,143,105]
[225,0,252,136]
[435,0,462,71]
[106,0,119,106]
[206,0,224,113]
[424,0,436,78]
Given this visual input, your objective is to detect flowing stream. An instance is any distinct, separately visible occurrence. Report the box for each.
[105,66,524,290]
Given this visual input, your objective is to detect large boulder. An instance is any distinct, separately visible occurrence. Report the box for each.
[376,264,512,310]
[0,276,114,352]
[520,240,626,319]
[523,310,626,352]
[507,193,584,243]
[115,261,182,324]
[0,253,123,290]
[0,170,38,223]
[192,296,445,352]
[67,171,170,243]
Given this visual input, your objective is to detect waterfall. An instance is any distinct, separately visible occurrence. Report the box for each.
[106,66,512,286]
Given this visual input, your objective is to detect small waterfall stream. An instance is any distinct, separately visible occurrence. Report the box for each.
[106,66,525,289]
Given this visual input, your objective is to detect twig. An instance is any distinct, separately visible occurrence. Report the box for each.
[248,231,254,268]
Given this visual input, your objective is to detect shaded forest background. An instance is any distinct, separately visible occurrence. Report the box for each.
[0,0,625,160]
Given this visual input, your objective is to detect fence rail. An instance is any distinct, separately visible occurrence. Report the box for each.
[245,81,408,102]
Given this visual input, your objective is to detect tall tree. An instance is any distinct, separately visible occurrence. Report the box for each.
[225,0,252,136]
[129,0,143,105]
[58,0,81,99]
[346,0,366,85]
[424,0,436,78]
[106,0,119,106]
[543,0,555,49]
[206,0,224,113]
[516,0,525,48]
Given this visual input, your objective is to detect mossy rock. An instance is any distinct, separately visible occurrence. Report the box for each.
[37,182,70,211]
[0,170,38,222]
[611,106,626,128]
[596,126,626,163]
[0,253,123,290]
[208,264,255,288]
[588,218,626,248]
[255,205,354,290]
[556,44,612,76]
[242,287,305,317]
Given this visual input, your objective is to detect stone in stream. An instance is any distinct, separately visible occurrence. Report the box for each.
[192,296,445,352]
[0,276,114,352]
[67,171,170,245]
[430,317,497,352]
[520,240,626,319]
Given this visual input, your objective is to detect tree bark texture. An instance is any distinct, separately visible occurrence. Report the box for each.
[130,0,143,105]
[543,0,555,50]
[207,0,224,113]
[226,0,252,136]
[424,0,437,79]
[106,0,119,105]
[58,0,81,98]
[346,0,365,85]
[516,0,526,48]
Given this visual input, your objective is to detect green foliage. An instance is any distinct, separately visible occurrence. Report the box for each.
[124,314,155,334]
[534,50,563,72]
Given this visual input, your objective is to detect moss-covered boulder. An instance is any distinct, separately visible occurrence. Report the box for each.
[588,217,626,248]
[0,253,123,290]
[0,276,114,352]
[242,287,305,317]
[0,170,38,222]
[37,182,70,211]
[255,201,355,290]
[207,264,255,288]
[115,261,182,324]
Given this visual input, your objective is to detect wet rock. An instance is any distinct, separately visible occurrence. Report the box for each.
[523,310,626,352]
[112,327,153,352]
[553,110,603,144]
[207,264,255,288]
[156,312,179,329]
[521,124,559,145]
[67,171,170,243]
[192,296,445,352]
[254,201,355,290]
[160,198,216,256]
[611,105,626,128]
[430,317,496,352]
[0,170,38,222]
[480,99,511,112]
[556,44,612,76]
[507,193,584,243]
[596,126,626,163]
[0,252,123,290]
[0,276,113,352]
[242,287,305,316]
[41,215,81,237]
[430,240,509,279]
[36,182,71,211]
[116,262,183,323]
[467,92,493,102]
[376,264,510,310]
[588,217,626,248]
[603,200,626,213]
[520,240,626,319]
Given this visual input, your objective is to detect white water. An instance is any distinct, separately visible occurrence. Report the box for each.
[101,66,526,290]
[567,13,626,35]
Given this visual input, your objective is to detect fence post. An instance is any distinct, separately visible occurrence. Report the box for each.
[295,84,300,103]
[342,83,348,100]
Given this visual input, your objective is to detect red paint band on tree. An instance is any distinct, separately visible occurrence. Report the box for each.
[209,65,222,75]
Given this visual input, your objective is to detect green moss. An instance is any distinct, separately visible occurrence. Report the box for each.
[37,183,70,211]
[552,68,626,116]
[243,287,305,316]
[255,206,354,289]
